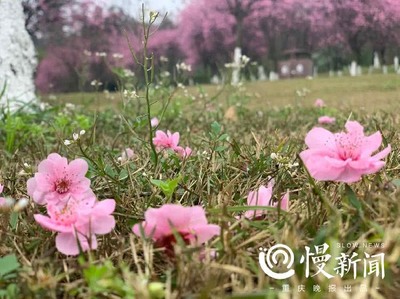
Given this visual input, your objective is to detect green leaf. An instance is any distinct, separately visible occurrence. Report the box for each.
[104,165,116,178]
[118,169,128,181]
[0,254,20,278]
[217,133,229,142]
[210,121,221,136]
[9,212,18,230]
[215,146,227,152]
[151,176,181,198]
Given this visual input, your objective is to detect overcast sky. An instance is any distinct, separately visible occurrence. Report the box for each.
[109,0,187,19]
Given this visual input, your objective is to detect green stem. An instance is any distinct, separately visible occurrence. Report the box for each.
[142,4,158,167]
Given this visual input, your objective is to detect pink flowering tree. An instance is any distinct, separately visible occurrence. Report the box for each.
[29,0,140,92]
[329,0,400,64]
[176,0,267,73]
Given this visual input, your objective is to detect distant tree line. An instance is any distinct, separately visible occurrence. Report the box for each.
[23,0,400,93]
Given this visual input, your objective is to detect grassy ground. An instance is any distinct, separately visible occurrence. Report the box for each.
[1,74,400,298]
[41,73,400,112]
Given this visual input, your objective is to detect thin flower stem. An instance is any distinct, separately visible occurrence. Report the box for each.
[141,4,158,167]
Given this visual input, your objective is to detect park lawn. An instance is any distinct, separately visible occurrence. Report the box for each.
[41,73,400,112]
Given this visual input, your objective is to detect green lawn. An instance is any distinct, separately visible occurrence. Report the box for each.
[42,73,400,112]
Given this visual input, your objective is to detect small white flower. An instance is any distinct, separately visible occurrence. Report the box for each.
[73,133,79,141]
[123,89,139,100]
[95,52,107,57]
[2,198,15,208]
[176,62,192,72]
[151,117,159,127]
[65,103,76,109]
[23,163,30,168]
[80,130,86,136]
[123,69,135,77]
[270,153,278,160]
[83,50,92,56]
[14,198,29,212]
[112,53,124,59]
[64,140,71,146]
[91,80,103,87]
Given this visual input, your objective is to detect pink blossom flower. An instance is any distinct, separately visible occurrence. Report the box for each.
[275,191,290,211]
[314,99,325,107]
[152,130,180,150]
[119,148,135,162]
[243,182,289,220]
[318,116,336,124]
[300,121,391,183]
[151,117,159,127]
[174,146,192,159]
[34,193,115,255]
[244,181,274,219]
[152,130,193,159]
[132,204,220,254]
[0,184,9,208]
[27,153,91,205]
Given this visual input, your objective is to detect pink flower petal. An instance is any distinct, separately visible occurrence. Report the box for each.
[191,224,220,244]
[305,127,336,150]
[361,132,382,156]
[56,232,80,255]
[371,145,391,161]
[34,214,73,233]
[68,158,89,177]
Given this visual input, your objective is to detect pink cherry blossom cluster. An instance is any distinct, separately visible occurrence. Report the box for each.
[153,130,192,159]
[28,153,116,255]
